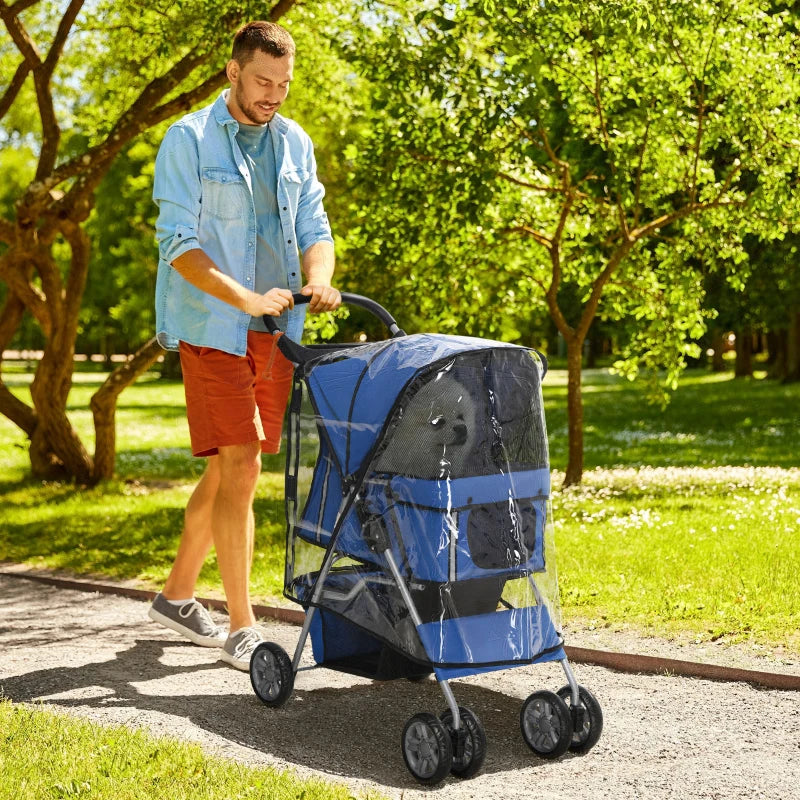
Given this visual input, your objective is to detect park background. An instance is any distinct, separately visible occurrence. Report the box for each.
[1,1,799,796]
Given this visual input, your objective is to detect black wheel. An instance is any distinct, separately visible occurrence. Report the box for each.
[556,684,603,754]
[250,641,294,708]
[440,706,487,779]
[401,712,453,785]
[520,690,573,759]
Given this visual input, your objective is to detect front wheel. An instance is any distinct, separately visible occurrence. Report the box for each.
[556,684,603,754]
[401,712,453,785]
[520,690,572,759]
[440,706,487,779]
[250,641,294,708]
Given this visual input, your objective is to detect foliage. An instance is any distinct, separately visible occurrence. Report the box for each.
[333,0,800,481]
[0,0,364,483]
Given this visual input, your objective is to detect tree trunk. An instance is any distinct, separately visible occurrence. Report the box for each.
[710,328,727,372]
[29,347,94,482]
[787,308,800,383]
[766,328,787,379]
[90,337,163,480]
[734,325,753,378]
[563,336,585,487]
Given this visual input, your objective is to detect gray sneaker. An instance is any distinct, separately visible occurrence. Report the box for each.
[219,626,264,671]
[147,593,227,647]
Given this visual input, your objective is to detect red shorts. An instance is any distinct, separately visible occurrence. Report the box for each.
[179,331,294,457]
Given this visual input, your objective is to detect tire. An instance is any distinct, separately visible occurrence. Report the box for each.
[520,690,573,759]
[556,684,603,754]
[401,712,453,785]
[250,641,294,709]
[440,706,487,779]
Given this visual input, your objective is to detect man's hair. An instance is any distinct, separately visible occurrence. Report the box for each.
[231,21,295,65]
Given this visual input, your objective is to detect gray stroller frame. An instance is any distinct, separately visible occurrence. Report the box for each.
[248,294,603,785]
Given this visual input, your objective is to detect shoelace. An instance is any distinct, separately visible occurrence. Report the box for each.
[231,628,262,659]
[178,601,201,620]
[177,601,219,634]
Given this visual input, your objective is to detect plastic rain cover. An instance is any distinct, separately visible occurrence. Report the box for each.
[283,333,564,681]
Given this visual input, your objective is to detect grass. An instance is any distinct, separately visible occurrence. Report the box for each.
[1,366,799,650]
[0,699,381,800]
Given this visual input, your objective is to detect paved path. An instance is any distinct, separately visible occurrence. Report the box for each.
[1,574,799,799]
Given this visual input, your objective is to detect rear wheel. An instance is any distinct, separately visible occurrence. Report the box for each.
[556,684,603,754]
[402,712,453,785]
[440,706,487,779]
[250,642,294,708]
[520,690,572,759]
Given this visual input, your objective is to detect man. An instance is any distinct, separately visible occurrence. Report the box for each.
[148,21,340,670]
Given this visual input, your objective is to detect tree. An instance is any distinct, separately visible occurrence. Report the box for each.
[0,0,301,483]
[337,0,800,484]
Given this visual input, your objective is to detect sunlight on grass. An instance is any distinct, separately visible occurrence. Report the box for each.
[553,466,800,649]
[1,367,799,652]
[0,700,384,800]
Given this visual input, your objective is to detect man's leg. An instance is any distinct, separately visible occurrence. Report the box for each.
[162,457,220,600]
[212,440,262,633]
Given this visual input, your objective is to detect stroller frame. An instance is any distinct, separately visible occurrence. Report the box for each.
[249,294,603,785]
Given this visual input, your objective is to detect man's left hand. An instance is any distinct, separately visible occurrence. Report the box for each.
[301,284,341,313]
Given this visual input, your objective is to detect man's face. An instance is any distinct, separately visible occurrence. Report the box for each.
[226,50,293,126]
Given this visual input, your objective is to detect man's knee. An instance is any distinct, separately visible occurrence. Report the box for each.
[217,443,262,490]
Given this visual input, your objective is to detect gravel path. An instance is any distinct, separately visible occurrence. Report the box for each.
[2,574,799,799]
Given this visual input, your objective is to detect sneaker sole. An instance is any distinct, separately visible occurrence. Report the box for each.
[218,649,252,671]
[147,606,226,648]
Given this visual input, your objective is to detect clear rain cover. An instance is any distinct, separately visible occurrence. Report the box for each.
[283,334,563,680]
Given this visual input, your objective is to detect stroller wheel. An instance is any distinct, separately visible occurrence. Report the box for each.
[439,706,487,779]
[556,684,603,754]
[250,642,294,708]
[401,712,453,785]
[520,690,572,759]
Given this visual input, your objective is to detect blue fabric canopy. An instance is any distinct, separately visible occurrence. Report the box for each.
[305,333,528,478]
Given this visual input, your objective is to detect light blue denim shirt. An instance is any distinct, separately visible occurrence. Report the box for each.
[153,90,334,354]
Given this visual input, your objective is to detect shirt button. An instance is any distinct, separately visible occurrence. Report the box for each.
[287,239,292,244]
[282,206,287,211]
[246,277,252,282]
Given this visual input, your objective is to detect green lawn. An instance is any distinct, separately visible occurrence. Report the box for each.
[0,700,382,800]
[1,366,799,650]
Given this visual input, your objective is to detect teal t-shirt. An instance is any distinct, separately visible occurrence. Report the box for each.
[235,122,288,333]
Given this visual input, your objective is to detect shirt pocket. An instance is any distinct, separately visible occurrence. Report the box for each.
[201,168,250,221]
[281,168,309,207]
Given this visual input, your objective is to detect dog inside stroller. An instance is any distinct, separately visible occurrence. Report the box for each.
[250,294,603,784]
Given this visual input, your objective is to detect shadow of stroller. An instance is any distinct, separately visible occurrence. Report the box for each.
[0,635,555,788]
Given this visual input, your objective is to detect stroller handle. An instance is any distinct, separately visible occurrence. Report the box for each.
[262,292,406,365]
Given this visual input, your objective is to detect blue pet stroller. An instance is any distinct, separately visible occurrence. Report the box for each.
[250,294,602,784]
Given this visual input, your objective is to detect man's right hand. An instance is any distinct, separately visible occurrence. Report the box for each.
[247,288,294,317]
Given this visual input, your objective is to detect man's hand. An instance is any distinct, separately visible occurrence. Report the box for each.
[248,288,295,317]
[300,283,341,313]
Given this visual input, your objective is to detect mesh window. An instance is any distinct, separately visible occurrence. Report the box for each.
[371,348,548,479]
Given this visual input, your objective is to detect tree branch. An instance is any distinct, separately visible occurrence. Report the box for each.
[0,217,15,244]
[8,0,40,14]
[43,0,84,77]
[90,337,164,480]
[0,59,32,121]
[0,291,38,437]
[502,225,553,249]
[0,253,51,334]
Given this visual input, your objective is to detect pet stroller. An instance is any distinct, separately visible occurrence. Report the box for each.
[250,294,602,784]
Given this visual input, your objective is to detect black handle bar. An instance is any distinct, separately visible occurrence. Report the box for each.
[262,292,405,365]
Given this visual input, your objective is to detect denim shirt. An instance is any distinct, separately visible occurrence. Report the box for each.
[153,90,334,354]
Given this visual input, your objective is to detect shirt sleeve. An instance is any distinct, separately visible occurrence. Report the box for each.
[295,138,334,254]
[152,125,203,265]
